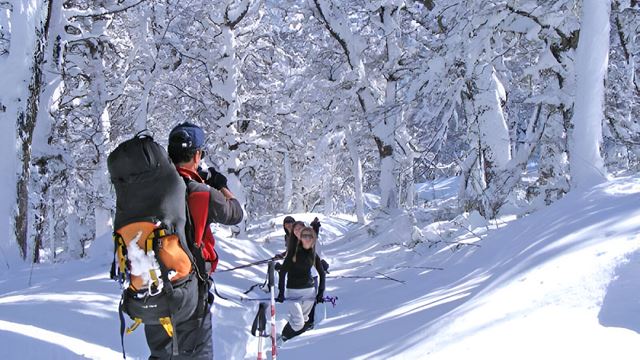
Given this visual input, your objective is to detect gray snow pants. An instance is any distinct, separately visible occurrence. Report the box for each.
[144,273,213,359]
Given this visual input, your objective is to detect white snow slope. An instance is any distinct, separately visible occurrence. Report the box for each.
[1,176,640,359]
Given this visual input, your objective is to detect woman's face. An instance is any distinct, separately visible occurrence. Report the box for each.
[300,231,315,249]
[284,223,293,232]
[293,224,304,238]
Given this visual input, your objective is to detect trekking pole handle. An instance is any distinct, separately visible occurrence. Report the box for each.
[323,296,338,308]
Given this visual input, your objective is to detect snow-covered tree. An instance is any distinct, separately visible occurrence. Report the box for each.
[604,1,640,174]
[4,0,640,263]
[569,0,610,188]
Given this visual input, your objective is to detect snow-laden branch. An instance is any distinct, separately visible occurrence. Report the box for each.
[225,0,251,29]
[310,0,376,112]
[67,0,147,20]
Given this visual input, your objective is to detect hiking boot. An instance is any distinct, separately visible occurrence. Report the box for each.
[281,322,295,342]
[281,322,308,341]
[303,320,314,330]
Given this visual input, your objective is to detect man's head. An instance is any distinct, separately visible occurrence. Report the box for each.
[168,122,206,168]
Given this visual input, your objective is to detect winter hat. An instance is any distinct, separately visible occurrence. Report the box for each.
[169,122,205,151]
[283,216,296,225]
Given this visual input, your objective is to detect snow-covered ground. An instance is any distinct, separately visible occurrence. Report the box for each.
[1,175,640,359]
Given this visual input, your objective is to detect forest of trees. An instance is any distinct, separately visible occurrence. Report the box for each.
[0,0,638,263]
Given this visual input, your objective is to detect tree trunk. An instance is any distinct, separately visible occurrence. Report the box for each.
[569,0,610,188]
[282,152,293,213]
[375,4,404,210]
[13,0,51,260]
[218,2,252,236]
[345,125,365,223]
[133,4,157,132]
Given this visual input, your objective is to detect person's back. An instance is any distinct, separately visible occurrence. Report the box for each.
[108,133,203,360]
[140,122,243,359]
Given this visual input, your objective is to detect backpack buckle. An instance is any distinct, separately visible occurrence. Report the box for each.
[148,269,163,296]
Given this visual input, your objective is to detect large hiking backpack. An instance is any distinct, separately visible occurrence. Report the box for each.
[108,132,204,356]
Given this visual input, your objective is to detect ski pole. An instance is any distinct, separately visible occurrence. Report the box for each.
[268,261,277,360]
[218,256,279,272]
[241,295,339,308]
[327,274,405,283]
[251,302,268,360]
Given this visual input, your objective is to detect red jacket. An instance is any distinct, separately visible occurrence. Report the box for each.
[176,167,243,272]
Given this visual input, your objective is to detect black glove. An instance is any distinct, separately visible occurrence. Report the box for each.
[274,261,283,270]
[316,292,325,303]
[321,259,330,274]
[276,292,285,303]
[203,166,228,190]
[197,166,210,181]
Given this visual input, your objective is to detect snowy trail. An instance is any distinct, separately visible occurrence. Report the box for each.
[1,177,640,359]
[211,214,362,359]
[212,212,453,360]
[216,178,640,360]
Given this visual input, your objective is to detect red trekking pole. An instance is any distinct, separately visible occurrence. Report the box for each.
[251,302,268,360]
[268,261,277,359]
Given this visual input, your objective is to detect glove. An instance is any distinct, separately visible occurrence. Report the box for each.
[204,166,228,190]
[316,293,325,303]
[197,166,210,181]
[274,261,283,270]
[276,292,285,303]
[321,259,330,274]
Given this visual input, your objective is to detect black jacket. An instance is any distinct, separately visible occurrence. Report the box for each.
[278,245,326,295]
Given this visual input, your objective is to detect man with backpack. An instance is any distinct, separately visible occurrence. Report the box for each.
[152,121,243,359]
[108,124,242,359]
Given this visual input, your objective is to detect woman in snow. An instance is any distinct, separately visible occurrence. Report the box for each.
[276,220,305,259]
[283,216,296,242]
[275,216,296,259]
[291,220,306,242]
[282,219,330,329]
[276,226,326,341]
[290,219,327,267]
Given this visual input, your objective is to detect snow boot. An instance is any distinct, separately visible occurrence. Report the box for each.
[281,322,306,342]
